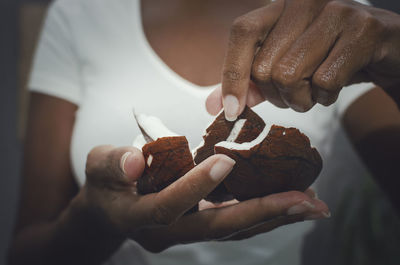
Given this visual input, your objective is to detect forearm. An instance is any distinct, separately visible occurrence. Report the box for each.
[353,126,400,213]
[382,84,400,109]
[8,191,125,265]
[343,88,400,213]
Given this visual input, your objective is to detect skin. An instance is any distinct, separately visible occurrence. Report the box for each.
[207,0,400,117]
[342,88,400,212]
[9,2,331,264]
[9,94,328,265]
[10,0,400,264]
[142,0,270,86]
[205,0,400,210]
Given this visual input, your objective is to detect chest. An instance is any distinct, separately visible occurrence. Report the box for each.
[142,21,228,87]
[140,0,268,86]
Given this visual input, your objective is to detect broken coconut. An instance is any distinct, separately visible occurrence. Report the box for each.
[133,107,322,205]
[133,114,195,195]
[193,106,322,202]
[215,124,322,201]
[193,107,266,202]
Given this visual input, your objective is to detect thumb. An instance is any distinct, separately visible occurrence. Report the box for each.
[206,87,223,116]
[120,148,146,182]
[86,145,145,186]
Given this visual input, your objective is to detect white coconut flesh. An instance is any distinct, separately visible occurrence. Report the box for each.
[226,119,246,142]
[192,117,248,155]
[192,138,205,157]
[192,109,224,155]
[147,154,153,167]
[133,134,147,149]
[215,125,270,151]
[135,113,179,140]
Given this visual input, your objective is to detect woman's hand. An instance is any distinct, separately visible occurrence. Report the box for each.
[74,145,329,253]
[206,0,400,119]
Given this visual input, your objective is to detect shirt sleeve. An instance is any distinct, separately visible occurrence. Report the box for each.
[335,82,375,117]
[28,1,82,106]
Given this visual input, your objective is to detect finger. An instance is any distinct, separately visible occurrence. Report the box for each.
[197,191,329,241]
[276,79,315,112]
[138,154,235,226]
[85,145,145,187]
[251,0,325,110]
[211,192,329,242]
[304,188,317,199]
[135,190,329,250]
[312,88,340,107]
[246,81,270,108]
[253,81,289,109]
[270,5,343,110]
[219,215,304,241]
[220,203,331,242]
[222,1,284,121]
[312,28,374,106]
[206,82,269,116]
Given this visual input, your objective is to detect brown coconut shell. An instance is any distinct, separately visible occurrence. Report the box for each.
[215,125,323,201]
[193,106,265,202]
[137,136,195,194]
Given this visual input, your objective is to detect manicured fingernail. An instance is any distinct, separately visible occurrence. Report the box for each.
[120,152,132,175]
[223,95,240,121]
[209,155,236,182]
[304,211,331,220]
[287,200,316,215]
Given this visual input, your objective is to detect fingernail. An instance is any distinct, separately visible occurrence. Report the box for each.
[223,95,240,121]
[323,211,331,218]
[316,89,330,102]
[120,152,132,175]
[287,201,316,215]
[304,211,331,220]
[310,190,319,199]
[209,155,236,182]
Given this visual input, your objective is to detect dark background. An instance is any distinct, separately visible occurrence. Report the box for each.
[0,1,20,265]
[1,1,50,264]
[0,0,399,265]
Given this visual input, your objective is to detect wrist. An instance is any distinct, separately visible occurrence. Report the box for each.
[59,186,126,244]
[50,188,125,265]
[382,84,400,108]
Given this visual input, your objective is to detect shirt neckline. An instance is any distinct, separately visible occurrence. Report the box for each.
[135,0,218,95]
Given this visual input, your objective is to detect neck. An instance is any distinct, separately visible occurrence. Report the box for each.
[142,0,270,23]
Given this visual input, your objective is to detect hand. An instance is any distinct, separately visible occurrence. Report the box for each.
[72,145,329,253]
[206,0,400,119]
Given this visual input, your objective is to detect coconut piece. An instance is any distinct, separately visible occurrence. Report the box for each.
[133,113,195,193]
[137,136,195,194]
[193,106,265,164]
[134,113,178,142]
[133,107,322,208]
[193,106,266,202]
[226,119,246,142]
[215,125,323,201]
[133,134,147,149]
[134,113,198,213]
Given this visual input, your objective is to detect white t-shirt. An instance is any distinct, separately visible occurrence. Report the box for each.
[29,0,372,264]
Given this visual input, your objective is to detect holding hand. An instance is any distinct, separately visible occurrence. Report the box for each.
[72,145,329,253]
[206,0,400,118]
